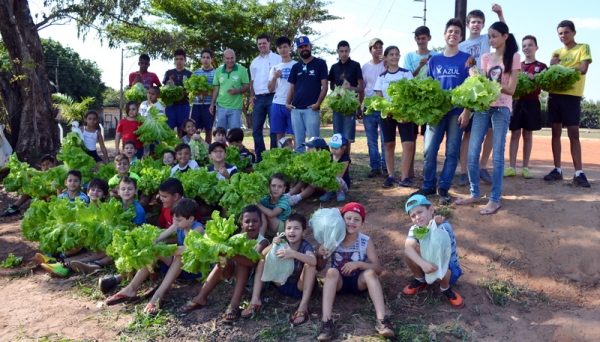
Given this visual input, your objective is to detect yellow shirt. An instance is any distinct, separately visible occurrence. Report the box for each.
[551,44,592,97]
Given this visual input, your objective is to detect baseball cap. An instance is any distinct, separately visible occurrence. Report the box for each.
[405,194,432,214]
[71,121,79,128]
[341,202,366,220]
[208,141,226,153]
[278,136,292,148]
[303,137,327,149]
[369,38,384,49]
[295,36,311,47]
[328,133,347,148]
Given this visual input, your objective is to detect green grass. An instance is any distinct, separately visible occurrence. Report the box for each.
[477,277,520,307]
[119,306,174,341]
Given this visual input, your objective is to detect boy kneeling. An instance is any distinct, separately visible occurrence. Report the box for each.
[403,194,464,308]
[242,213,316,325]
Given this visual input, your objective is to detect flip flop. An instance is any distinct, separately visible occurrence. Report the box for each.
[291,310,309,326]
[181,301,207,313]
[455,197,481,205]
[106,293,140,306]
[221,306,241,324]
[241,303,262,318]
[480,205,501,215]
[144,298,163,315]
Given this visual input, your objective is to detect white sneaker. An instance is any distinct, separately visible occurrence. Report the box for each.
[289,194,301,206]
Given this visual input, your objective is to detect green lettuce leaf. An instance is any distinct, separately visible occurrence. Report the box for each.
[219,172,269,219]
[535,64,581,93]
[413,226,430,240]
[159,84,184,106]
[327,86,360,116]
[125,83,148,103]
[451,74,502,112]
[183,74,214,102]
[513,72,537,99]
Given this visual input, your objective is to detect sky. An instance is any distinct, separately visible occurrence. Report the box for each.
[32,0,600,101]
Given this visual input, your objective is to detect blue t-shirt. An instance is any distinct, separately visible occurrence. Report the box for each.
[58,191,90,204]
[287,57,328,109]
[125,200,146,225]
[427,52,471,116]
[192,68,216,105]
[403,51,440,78]
[177,221,204,246]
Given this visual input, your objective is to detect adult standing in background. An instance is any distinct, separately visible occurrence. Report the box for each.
[250,34,282,162]
[163,49,192,132]
[286,36,328,153]
[210,49,250,130]
[329,40,363,156]
[359,38,387,178]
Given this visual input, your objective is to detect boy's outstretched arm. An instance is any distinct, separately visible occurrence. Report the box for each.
[405,238,438,274]
[492,3,505,23]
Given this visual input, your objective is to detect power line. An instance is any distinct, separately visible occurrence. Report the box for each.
[374,0,397,38]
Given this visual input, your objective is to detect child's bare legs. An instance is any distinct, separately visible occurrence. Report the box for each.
[384,141,396,178]
[14,194,31,208]
[480,128,493,169]
[111,263,154,298]
[404,249,425,279]
[522,130,533,168]
[296,264,316,316]
[248,259,266,307]
[63,246,84,258]
[400,141,415,180]
[147,256,182,308]
[438,269,452,290]
[223,263,252,320]
[508,129,521,168]
[321,268,343,322]
[205,129,213,144]
[410,134,417,178]
[459,132,470,174]
[189,260,235,306]
[288,181,304,195]
[357,270,387,320]
[259,213,281,236]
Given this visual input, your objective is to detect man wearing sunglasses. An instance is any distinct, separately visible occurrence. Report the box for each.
[286,36,329,153]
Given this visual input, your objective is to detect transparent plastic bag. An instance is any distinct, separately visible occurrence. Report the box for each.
[0,124,12,170]
[420,219,451,284]
[309,208,346,257]
[261,236,294,284]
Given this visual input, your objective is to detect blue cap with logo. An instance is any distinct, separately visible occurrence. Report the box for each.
[303,137,327,149]
[328,133,347,148]
[405,194,432,214]
[295,36,311,47]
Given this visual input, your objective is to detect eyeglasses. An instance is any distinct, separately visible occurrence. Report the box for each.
[302,64,307,73]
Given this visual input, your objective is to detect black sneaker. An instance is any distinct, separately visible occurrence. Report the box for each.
[440,287,465,308]
[317,320,334,341]
[367,169,381,178]
[402,278,429,295]
[410,188,437,197]
[438,188,450,205]
[99,275,118,294]
[0,205,19,217]
[375,316,395,337]
[543,168,563,181]
[382,169,389,178]
[382,176,396,188]
[573,173,591,188]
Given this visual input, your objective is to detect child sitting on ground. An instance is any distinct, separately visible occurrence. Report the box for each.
[402,194,464,308]
[181,119,209,146]
[170,143,200,176]
[180,205,270,323]
[256,173,291,237]
[162,150,177,167]
[286,137,329,206]
[58,170,90,204]
[242,213,316,326]
[212,126,227,146]
[226,127,256,166]
[316,202,394,340]
[206,142,238,180]
[106,198,204,314]
[319,133,351,202]
[108,154,141,198]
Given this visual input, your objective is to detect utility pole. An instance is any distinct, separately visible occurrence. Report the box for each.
[119,48,124,120]
[455,0,467,41]
[55,57,59,93]
[413,0,427,26]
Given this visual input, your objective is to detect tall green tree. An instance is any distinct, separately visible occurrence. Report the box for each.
[102,87,121,107]
[105,0,339,67]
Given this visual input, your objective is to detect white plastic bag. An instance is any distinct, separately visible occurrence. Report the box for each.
[309,208,346,257]
[0,124,12,170]
[261,239,294,284]
[420,219,451,284]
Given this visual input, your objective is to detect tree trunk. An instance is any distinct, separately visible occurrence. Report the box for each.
[0,0,59,162]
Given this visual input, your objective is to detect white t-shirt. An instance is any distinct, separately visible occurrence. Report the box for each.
[250,51,282,95]
[458,35,491,69]
[362,61,386,98]
[269,60,297,105]
[170,160,200,176]
[373,68,413,101]
[139,101,165,118]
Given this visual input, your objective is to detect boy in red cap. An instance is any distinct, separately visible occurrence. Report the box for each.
[316,202,394,340]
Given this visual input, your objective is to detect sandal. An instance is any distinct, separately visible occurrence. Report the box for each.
[221,306,241,324]
[480,204,501,215]
[105,293,140,306]
[241,303,262,318]
[291,310,309,326]
[181,300,207,313]
[144,298,163,315]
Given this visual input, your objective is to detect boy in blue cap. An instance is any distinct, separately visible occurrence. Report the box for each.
[403,194,464,308]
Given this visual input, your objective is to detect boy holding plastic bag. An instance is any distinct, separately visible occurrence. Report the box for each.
[403,194,464,308]
[242,213,316,325]
[315,202,394,341]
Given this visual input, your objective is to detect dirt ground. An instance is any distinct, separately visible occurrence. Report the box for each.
[0,129,599,342]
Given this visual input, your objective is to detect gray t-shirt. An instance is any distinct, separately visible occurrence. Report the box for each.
[287,239,314,284]
[458,34,491,69]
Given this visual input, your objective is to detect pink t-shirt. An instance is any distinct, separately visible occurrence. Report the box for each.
[481,52,520,111]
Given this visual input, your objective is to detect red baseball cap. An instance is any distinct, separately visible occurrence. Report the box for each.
[341,202,366,220]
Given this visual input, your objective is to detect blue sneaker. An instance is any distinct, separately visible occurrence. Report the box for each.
[336,191,346,201]
[398,177,416,188]
[382,176,396,188]
[319,191,335,201]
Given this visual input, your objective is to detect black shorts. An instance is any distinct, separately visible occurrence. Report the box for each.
[337,271,367,295]
[191,104,215,130]
[510,99,542,131]
[420,124,427,136]
[86,150,103,162]
[547,94,581,127]
[381,117,416,143]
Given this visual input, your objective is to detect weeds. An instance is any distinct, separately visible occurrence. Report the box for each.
[435,205,453,220]
[119,307,173,340]
[477,277,520,306]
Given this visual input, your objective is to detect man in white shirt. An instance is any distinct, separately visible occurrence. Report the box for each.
[359,38,387,178]
[249,34,282,162]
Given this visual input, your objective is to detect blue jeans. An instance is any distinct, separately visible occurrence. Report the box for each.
[422,114,464,191]
[252,95,276,162]
[332,111,356,142]
[363,111,386,170]
[291,108,320,153]
[216,105,242,130]
[467,107,510,203]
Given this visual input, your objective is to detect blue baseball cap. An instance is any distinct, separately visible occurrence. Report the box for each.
[303,137,327,149]
[328,133,347,148]
[295,36,311,47]
[405,194,432,214]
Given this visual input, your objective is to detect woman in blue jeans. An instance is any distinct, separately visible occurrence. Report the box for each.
[456,22,520,215]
